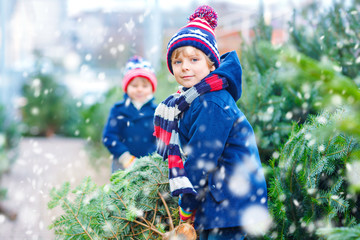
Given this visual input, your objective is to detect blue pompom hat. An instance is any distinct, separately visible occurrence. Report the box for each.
[166,5,220,74]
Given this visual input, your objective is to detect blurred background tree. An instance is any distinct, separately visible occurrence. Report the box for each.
[289,0,360,80]
[0,105,20,220]
[238,3,321,162]
[20,54,82,137]
[77,87,122,168]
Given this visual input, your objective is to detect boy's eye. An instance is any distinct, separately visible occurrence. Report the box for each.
[173,60,181,65]
[191,58,199,62]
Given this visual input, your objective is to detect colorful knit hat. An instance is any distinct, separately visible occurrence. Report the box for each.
[122,55,157,92]
[166,5,220,74]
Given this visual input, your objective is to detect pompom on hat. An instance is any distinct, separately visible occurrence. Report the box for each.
[166,5,220,74]
[122,55,158,92]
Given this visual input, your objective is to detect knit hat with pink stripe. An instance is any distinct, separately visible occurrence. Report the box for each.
[122,56,157,92]
[166,5,220,74]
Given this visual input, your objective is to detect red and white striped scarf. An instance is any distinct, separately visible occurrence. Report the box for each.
[153,74,228,196]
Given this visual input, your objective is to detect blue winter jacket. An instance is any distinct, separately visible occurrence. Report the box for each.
[102,95,157,164]
[178,51,268,230]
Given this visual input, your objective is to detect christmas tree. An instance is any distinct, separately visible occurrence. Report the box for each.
[48,154,181,239]
[267,109,359,239]
[264,38,360,239]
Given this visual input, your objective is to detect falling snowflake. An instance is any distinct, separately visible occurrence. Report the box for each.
[0,134,5,147]
[285,111,293,120]
[125,18,135,34]
[272,151,280,159]
[331,95,342,105]
[98,72,106,80]
[229,174,250,197]
[305,133,312,140]
[117,44,125,52]
[318,144,325,152]
[31,107,40,115]
[85,54,92,61]
[316,116,327,125]
[347,161,360,188]
[241,205,272,236]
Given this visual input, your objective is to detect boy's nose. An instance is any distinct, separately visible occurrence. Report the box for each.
[182,61,190,71]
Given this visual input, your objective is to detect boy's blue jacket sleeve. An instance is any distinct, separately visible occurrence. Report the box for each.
[102,104,129,158]
[179,97,235,211]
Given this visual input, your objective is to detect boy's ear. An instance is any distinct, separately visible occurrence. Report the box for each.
[210,65,216,71]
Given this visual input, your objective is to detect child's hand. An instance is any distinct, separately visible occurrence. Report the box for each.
[119,152,137,169]
[123,155,136,168]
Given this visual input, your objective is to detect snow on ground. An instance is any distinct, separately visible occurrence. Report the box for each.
[0,137,111,239]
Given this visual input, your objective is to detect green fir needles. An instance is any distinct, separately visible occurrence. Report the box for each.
[268,109,359,240]
[48,154,179,239]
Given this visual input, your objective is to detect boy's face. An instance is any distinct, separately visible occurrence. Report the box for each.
[127,77,153,103]
[171,46,215,88]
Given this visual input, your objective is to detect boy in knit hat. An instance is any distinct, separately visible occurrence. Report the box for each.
[154,5,269,239]
[103,56,158,173]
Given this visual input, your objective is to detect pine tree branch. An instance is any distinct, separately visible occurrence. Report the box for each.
[147,171,161,184]
[152,200,158,226]
[54,191,99,240]
[324,149,348,157]
[270,160,287,227]
[152,161,166,178]
[76,190,85,217]
[118,221,130,235]
[114,191,127,208]
[157,191,174,230]
[344,137,353,164]
[289,138,305,223]
[101,211,119,240]
[125,228,150,237]
[140,216,157,233]
[324,136,333,154]
[111,216,164,236]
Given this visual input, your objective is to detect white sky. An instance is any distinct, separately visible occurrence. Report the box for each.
[66,0,335,17]
[66,0,286,16]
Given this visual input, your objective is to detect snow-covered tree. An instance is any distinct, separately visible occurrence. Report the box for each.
[289,0,360,79]
[267,109,359,239]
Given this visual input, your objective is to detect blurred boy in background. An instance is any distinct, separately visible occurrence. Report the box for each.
[103,56,157,173]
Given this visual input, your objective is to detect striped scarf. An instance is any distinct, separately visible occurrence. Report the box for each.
[153,74,228,196]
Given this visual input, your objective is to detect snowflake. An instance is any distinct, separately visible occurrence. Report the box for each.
[317,116,327,125]
[241,205,272,236]
[285,111,293,120]
[85,54,92,61]
[331,95,342,105]
[98,72,106,80]
[318,144,325,152]
[0,134,5,147]
[272,151,280,159]
[125,18,135,34]
[347,161,360,187]
[31,107,40,116]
